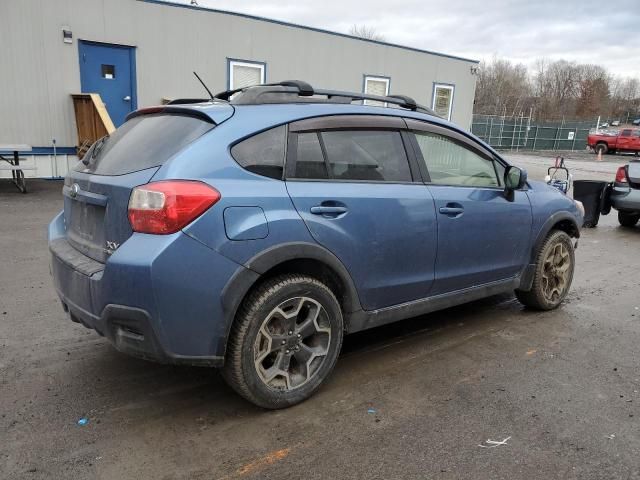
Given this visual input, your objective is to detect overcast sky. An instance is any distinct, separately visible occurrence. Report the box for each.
[170,0,639,78]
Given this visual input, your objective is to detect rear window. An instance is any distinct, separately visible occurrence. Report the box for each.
[231,125,286,179]
[75,113,213,175]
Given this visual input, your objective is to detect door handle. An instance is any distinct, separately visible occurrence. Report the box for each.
[439,203,464,216]
[123,95,131,102]
[310,206,348,216]
[439,207,463,214]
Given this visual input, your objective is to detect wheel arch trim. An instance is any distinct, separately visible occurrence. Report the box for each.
[519,212,580,292]
[218,242,363,355]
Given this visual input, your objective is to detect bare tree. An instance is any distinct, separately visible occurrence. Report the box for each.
[609,77,640,120]
[575,64,610,119]
[474,57,531,116]
[475,56,639,121]
[530,59,582,119]
[349,24,386,42]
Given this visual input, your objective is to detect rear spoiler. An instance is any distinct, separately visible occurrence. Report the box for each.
[125,106,216,124]
[125,102,235,125]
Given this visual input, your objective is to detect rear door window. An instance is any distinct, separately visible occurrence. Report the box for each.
[293,132,329,179]
[290,129,412,182]
[231,125,286,179]
[321,130,412,182]
[76,113,213,175]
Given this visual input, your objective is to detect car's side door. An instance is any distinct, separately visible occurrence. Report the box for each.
[618,129,633,151]
[632,130,640,151]
[406,119,532,295]
[285,115,438,311]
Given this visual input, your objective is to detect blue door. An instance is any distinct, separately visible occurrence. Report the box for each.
[78,41,136,127]
[409,126,532,295]
[428,186,532,294]
[285,126,438,311]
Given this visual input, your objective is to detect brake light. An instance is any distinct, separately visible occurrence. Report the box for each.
[128,181,221,234]
[615,166,628,183]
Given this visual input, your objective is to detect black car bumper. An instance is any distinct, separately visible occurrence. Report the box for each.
[59,296,223,367]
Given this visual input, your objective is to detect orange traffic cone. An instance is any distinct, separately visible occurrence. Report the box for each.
[597,149,602,162]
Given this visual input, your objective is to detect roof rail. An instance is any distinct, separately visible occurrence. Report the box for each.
[213,80,436,115]
[278,80,314,96]
[213,80,315,101]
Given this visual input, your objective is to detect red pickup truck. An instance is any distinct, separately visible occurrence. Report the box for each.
[588,128,640,155]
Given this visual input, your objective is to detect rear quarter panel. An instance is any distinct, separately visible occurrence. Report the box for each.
[151,107,318,267]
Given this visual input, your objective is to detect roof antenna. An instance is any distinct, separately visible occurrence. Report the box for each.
[193,71,214,100]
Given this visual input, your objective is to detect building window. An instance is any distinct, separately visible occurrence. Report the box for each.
[432,84,454,120]
[363,75,390,106]
[101,64,115,79]
[229,60,265,90]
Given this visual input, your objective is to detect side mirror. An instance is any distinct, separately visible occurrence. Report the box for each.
[504,166,527,191]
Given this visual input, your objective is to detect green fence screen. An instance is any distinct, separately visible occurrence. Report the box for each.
[472,115,597,151]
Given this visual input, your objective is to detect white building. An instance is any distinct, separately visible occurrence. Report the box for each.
[0,0,479,178]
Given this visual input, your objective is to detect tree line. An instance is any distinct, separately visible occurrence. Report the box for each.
[474,57,640,122]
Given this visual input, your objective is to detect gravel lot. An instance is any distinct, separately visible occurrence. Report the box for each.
[1,152,639,479]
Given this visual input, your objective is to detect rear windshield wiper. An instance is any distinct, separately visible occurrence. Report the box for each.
[83,135,109,165]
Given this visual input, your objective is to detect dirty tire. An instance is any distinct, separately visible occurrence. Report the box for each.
[515,230,575,311]
[618,211,640,227]
[595,143,608,155]
[222,274,344,409]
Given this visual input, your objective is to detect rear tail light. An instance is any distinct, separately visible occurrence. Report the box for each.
[615,166,628,183]
[128,180,220,234]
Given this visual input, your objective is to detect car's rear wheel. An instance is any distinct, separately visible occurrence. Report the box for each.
[515,230,575,310]
[618,211,640,227]
[222,274,343,409]
[595,143,608,155]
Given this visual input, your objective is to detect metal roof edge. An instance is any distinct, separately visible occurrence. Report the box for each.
[137,0,480,64]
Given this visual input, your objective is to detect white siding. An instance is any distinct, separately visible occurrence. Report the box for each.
[0,0,478,154]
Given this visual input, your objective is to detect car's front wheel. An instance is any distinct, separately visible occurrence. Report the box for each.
[222,274,344,409]
[618,211,640,227]
[515,230,575,310]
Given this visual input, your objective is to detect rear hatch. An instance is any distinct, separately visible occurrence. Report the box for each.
[63,112,216,263]
[628,161,640,188]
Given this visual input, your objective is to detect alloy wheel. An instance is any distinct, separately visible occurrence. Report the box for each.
[253,297,332,391]
[541,242,571,302]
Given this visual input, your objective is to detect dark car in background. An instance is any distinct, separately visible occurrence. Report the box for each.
[612,161,640,227]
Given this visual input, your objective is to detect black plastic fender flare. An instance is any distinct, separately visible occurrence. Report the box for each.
[519,212,580,291]
[217,242,363,354]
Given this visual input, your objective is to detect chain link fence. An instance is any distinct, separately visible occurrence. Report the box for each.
[472,114,598,151]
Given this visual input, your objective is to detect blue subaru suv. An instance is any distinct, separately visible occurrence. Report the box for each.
[49,81,583,408]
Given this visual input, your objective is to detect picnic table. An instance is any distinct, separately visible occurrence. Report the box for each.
[0,144,33,193]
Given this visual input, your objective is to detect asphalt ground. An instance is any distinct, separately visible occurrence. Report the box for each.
[1,152,639,479]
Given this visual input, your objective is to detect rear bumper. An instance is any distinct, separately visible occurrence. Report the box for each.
[61,298,188,365]
[611,185,640,213]
[48,211,252,366]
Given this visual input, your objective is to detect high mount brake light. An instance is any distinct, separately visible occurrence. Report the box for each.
[615,166,628,183]
[128,181,221,234]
